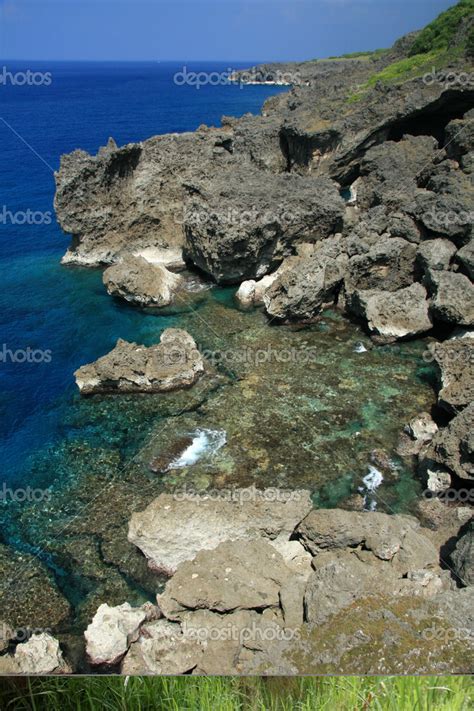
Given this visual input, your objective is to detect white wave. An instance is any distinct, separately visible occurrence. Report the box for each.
[168,428,226,469]
[360,465,383,511]
[354,342,368,353]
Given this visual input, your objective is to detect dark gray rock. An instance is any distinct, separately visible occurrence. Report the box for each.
[451,520,474,587]
[182,169,344,283]
[345,238,417,292]
[417,239,457,274]
[427,271,474,326]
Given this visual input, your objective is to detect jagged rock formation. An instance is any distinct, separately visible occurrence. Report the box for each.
[74,329,204,394]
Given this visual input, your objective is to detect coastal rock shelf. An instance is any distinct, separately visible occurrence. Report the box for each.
[2,2,473,675]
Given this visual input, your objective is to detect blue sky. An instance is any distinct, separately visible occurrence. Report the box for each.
[0,0,457,62]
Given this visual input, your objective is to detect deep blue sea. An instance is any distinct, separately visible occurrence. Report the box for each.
[0,61,287,483]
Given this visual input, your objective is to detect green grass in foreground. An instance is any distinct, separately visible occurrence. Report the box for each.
[0,676,472,710]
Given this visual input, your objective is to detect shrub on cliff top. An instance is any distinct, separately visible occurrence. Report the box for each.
[409,0,474,55]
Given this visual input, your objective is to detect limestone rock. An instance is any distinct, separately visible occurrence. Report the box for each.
[427,271,474,326]
[85,602,148,666]
[74,329,204,395]
[103,255,184,307]
[157,539,291,620]
[0,633,71,675]
[128,487,312,574]
[417,239,457,274]
[421,403,474,480]
[432,338,474,412]
[183,169,344,283]
[297,508,439,574]
[348,283,432,340]
[121,619,202,675]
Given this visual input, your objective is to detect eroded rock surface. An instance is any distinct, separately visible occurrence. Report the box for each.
[74,329,204,395]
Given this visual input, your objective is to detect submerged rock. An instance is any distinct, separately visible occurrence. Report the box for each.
[74,329,204,395]
[103,255,184,307]
[128,488,312,575]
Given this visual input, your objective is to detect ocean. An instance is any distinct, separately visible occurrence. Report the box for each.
[0,61,288,483]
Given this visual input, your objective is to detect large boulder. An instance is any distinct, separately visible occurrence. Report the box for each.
[431,338,474,412]
[298,509,447,626]
[157,539,291,620]
[456,239,474,280]
[347,283,432,340]
[103,255,184,307]
[421,403,474,481]
[355,135,439,209]
[345,238,417,293]
[128,487,312,575]
[417,239,457,275]
[55,129,239,266]
[263,237,347,321]
[121,619,203,675]
[304,549,447,625]
[427,271,474,326]
[297,508,439,573]
[183,169,344,283]
[74,329,204,395]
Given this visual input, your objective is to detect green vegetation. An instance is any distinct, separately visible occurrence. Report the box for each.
[364,51,441,87]
[327,48,388,61]
[0,676,472,710]
[409,0,474,56]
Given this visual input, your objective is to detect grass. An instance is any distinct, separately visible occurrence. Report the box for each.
[327,49,388,61]
[0,676,471,711]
